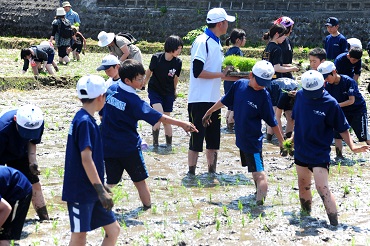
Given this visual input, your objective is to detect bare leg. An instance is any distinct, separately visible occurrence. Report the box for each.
[152,103,164,146]
[31,182,49,220]
[206,149,217,173]
[335,139,343,158]
[69,232,87,246]
[31,66,39,75]
[102,221,120,246]
[296,165,313,215]
[133,180,151,207]
[0,240,10,246]
[284,110,294,137]
[63,55,70,64]
[188,150,198,175]
[45,64,54,75]
[252,171,268,205]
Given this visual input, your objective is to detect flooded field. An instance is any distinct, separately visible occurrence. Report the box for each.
[1,75,370,245]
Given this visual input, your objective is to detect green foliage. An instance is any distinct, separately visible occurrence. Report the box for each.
[160,6,167,14]
[223,56,256,71]
[183,26,206,45]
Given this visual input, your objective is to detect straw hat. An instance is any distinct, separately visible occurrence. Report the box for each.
[97,31,115,47]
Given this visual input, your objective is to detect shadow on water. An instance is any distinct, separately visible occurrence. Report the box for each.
[115,207,145,227]
[181,172,252,188]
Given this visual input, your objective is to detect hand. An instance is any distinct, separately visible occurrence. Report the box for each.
[184,122,198,133]
[94,184,114,210]
[222,66,233,76]
[351,145,370,154]
[202,114,212,127]
[280,147,288,157]
[29,163,41,175]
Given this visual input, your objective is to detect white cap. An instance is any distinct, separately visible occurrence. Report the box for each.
[347,38,362,49]
[317,61,336,79]
[76,75,108,99]
[301,70,325,99]
[16,105,44,140]
[96,55,120,71]
[97,31,115,47]
[56,7,66,16]
[251,60,275,86]
[206,8,235,24]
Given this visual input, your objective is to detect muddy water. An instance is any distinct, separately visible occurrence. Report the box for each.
[1,81,370,246]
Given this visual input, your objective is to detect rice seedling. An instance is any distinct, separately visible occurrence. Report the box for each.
[141,234,150,245]
[35,221,40,233]
[53,236,59,246]
[44,168,51,179]
[344,185,350,196]
[214,208,219,218]
[209,192,212,203]
[337,162,342,174]
[52,220,58,230]
[222,205,228,217]
[32,241,41,246]
[163,201,168,213]
[151,204,158,214]
[189,195,194,207]
[216,219,221,231]
[197,209,202,222]
[276,184,282,196]
[153,231,165,241]
[238,200,243,213]
[241,216,245,227]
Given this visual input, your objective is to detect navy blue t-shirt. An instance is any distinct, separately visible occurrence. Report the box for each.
[101,82,162,158]
[334,52,361,78]
[0,166,32,203]
[225,46,243,57]
[221,79,277,153]
[0,109,43,164]
[62,109,105,203]
[324,75,366,115]
[324,34,348,60]
[292,90,350,164]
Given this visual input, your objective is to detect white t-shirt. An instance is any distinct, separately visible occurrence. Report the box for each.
[188,33,224,103]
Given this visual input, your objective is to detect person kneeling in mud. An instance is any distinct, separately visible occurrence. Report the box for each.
[291,70,369,226]
[202,61,285,205]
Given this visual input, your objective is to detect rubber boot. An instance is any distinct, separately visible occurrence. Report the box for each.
[165,135,172,147]
[152,129,159,147]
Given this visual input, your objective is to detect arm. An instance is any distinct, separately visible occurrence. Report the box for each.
[338,95,355,107]
[353,74,360,82]
[28,142,40,175]
[49,24,58,43]
[119,45,130,62]
[273,64,299,73]
[78,32,87,49]
[0,198,11,228]
[143,68,152,88]
[193,59,229,79]
[174,75,179,96]
[340,130,370,153]
[22,59,29,73]
[81,147,113,210]
[158,115,198,133]
[271,125,284,148]
[202,100,225,127]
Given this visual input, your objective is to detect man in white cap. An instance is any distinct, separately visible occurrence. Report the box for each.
[62,1,80,26]
[187,8,238,175]
[202,61,285,205]
[0,105,49,220]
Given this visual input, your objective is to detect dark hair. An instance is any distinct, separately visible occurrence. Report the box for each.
[262,24,286,41]
[348,47,363,60]
[80,98,96,104]
[309,48,327,61]
[164,35,183,53]
[226,28,246,46]
[20,48,32,59]
[119,59,145,83]
[284,25,293,35]
[207,23,217,29]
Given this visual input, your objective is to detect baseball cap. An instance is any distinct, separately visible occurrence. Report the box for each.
[317,61,336,79]
[301,70,325,99]
[76,75,108,99]
[97,55,120,71]
[251,60,275,87]
[206,8,235,24]
[16,104,44,140]
[347,38,362,49]
[274,16,294,27]
[325,17,339,27]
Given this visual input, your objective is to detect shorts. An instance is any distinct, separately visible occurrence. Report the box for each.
[34,52,55,65]
[267,81,281,107]
[240,150,264,172]
[5,155,40,184]
[0,193,32,240]
[223,81,234,110]
[105,148,148,184]
[148,89,175,112]
[334,112,369,142]
[72,43,83,53]
[57,46,69,58]
[295,158,330,172]
[277,91,295,111]
[67,201,116,233]
[188,102,221,152]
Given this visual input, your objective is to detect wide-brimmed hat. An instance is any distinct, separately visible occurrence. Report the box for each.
[56,7,66,16]
[97,31,115,47]
[62,1,71,7]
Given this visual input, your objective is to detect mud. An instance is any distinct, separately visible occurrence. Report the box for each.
[1,77,370,246]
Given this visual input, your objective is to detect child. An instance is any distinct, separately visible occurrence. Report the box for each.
[308,48,326,70]
[62,75,120,245]
[324,17,348,60]
[334,47,362,82]
[202,61,285,205]
[20,44,56,75]
[96,54,121,87]
[71,26,86,61]
[224,28,246,131]
[292,70,369,226]
[317,61,370,159]
[0,166,32,245]
[144,35,183,147]
[101,59,197,209]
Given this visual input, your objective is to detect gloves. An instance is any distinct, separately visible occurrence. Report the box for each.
[29,163,41,175]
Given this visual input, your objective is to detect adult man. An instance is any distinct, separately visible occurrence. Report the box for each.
[62,1,80,26]
[187,8,235,175]
[0,105,49,220]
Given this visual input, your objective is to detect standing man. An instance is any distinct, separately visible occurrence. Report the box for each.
[62,1,80,27]
[187,8,235,175]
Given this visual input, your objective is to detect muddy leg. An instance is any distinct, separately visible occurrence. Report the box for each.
[296,165,313,215]
[252,171,267,205]
[152,129,159,147]
[165,135,172,147]
[206,149,217,173]
[188,150,199,175]
[300,198,312,216]
[133,180,151,208]
[31,182,49,220]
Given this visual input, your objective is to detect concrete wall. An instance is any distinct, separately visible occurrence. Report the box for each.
[1,0,370,47]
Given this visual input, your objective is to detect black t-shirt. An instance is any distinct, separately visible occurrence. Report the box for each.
[280,38,294,79]
[262,42,283,78]
[148,52,182,96]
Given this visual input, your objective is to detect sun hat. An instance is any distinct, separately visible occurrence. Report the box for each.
[325,17,339,27]
[96,55,120,71]
[56,7,66,16]
[317,61,336,79]
[301,70,325,99]
[16,104,44,140]
[97,31,115,47]
[62,1,71,7]
[251,60,275,87]
[76,75,108,99]
[347,38,362,49]
[206,8,235,24]
[274,16,294,27]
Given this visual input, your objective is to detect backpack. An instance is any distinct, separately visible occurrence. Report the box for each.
[115,32,137,46]
[59,19,73,39]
